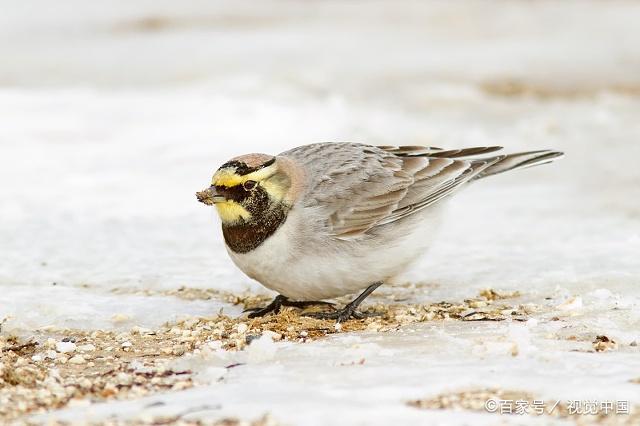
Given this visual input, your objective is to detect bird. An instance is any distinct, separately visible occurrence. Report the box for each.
[196,142,563,322]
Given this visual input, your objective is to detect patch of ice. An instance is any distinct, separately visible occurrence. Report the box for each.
[588,289,614,300]
[556,296,583,312]
[246,334,279,363]
[508,324,537,356]
[0,284,241,333]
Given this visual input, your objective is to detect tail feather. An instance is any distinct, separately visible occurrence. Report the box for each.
[379,144,564,179]
[429,146,504,158]
[473,150,564,180]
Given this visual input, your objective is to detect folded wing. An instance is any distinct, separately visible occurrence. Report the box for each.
[287,143,561,240]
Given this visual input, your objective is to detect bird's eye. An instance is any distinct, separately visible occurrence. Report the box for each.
[242,180,257,191]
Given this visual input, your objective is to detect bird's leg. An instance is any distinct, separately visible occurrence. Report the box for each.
[244,295,334,318]
[244,295,286,318]
[305,281,383,323]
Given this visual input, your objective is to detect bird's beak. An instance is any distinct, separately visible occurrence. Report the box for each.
[196,186,226,206]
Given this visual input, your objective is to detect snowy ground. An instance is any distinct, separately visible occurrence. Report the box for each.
[1,1,639,425]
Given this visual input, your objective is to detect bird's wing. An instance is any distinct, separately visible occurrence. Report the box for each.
[286,143,503,239]
[376,156,501,226]
[378,145,504,215]
[375,145,444,156]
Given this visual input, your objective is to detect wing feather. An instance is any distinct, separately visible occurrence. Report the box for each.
[282,143,559,240]
[379,157,502,225]
[377,145,444,156]
[428,146,503,158]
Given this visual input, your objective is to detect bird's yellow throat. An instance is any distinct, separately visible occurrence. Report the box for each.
[215,200,252,224]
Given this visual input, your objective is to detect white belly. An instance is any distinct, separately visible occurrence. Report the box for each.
[226,205,444,301]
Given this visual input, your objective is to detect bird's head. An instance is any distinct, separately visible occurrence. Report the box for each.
[196,154,296,225]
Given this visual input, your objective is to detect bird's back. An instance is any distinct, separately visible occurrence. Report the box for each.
[280,142,563,240]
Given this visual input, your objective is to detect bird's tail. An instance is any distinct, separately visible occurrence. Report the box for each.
[380,144,564,179]
[472,150,564,180]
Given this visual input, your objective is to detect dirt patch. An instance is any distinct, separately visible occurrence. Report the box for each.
[593,335,618,352]
[480,79,640,99]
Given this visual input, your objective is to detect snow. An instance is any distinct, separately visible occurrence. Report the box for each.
[55,341,77,354]
[1,0,639,424]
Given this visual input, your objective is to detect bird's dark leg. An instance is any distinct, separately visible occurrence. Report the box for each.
[244,295,286,318]
[244,295,334,318]
[305,281,383,323]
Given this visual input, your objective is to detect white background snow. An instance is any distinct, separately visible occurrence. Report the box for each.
[1,0,639,424]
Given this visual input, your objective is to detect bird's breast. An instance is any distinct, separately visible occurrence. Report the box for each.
[222,205,288,253]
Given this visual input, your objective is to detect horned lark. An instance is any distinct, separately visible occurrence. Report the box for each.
[196,143,563,322]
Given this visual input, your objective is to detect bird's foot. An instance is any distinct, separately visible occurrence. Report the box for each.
[304,304,380,323]
[244,295,334,318]
[303,281,384,323]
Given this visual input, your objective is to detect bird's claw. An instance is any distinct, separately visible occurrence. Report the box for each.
[244,305,278,318]
[304,306,380,323]
[243,296,335,318]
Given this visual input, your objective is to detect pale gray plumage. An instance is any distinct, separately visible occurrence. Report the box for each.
[198,142,563,320]
[282,142,562,239]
